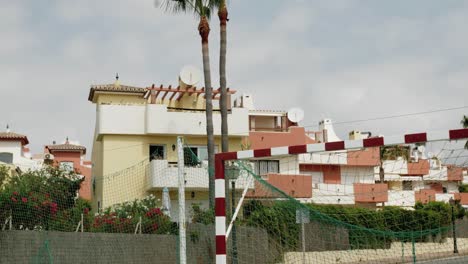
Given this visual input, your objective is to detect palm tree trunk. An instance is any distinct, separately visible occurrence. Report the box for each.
[462,115,468,149]
[219,1,229,154]
[199,16,216,209]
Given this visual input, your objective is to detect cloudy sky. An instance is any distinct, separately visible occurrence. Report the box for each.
[1,0,467,156]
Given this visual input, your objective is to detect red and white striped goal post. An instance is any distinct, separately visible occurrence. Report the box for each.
[213,128,468,263]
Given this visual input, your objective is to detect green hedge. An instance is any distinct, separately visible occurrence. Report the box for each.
[242,200,463,250]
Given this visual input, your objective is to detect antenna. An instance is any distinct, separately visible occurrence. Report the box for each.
[179,65,201,86]
[287,108,305,123]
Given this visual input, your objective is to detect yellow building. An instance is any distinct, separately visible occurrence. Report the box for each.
[88,77,251,220]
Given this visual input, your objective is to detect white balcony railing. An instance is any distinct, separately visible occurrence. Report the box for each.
[148,160,254,190]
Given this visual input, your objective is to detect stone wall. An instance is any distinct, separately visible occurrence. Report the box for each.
[0,224,273,264]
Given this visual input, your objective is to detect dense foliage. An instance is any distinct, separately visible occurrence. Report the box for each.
[191,203,214,225]
[241,200,465,250]
[0,167,83,230]
[0,167,175,234]
[92,195,176,234]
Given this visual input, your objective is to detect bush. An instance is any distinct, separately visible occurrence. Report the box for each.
[91,195,177,235]
[459,184,468,193]
[48,198,92,232]
[191,203,214,225]
[0,167,83,230]
[242,201,459,251]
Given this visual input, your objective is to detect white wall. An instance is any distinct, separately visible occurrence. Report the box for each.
[308,172,323,184]
[411,181,426,191]
[435,194,455,203]
[279,156,300,174]
[387,191,415,207]
[382,159,408,175]
[0,141,37,171]
[0,141,22,163]
[98,105,146,135]
[341,167,375,184]
[97,104,249,137]
[298,152,347,165]
[424,168,448,181]
[310,183,354,204]
[443,182,459,193]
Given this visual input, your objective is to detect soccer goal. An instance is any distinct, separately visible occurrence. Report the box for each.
[215,128,468,264]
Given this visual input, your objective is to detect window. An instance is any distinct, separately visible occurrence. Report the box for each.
[253,160,280,176]
[402,181,413,191]
[0,152,13,164]
[149,145,166,161]
[60,161,74,172]
[183,146,216,167]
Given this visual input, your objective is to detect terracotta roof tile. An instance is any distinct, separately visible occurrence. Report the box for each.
[88,84,147,101]
[0,132,29,145]
[46,143,86,155]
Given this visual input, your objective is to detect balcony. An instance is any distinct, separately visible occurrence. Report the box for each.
[407,160,430,175]
[246,174,312,198]
[448,167,463,181]
[414,189,436,204]
[353,183,388,203]
[455,193,468,205]
[386,191,415,207]
[97,104,249,137]
[310,183,355,205]
[148,160,253,190]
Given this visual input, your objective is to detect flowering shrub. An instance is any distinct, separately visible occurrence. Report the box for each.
[91,195,176,235]
[48,198,92,232]
[0,167,83,230]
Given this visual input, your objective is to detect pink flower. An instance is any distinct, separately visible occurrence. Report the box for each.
[13,191,18,196]
[152,223,158,231]
[154,208,162,216]
[50,202,58,215]
[45,193,50,198]
[83,208,89,215]
[11,197,17,203]
[22,197,28,203]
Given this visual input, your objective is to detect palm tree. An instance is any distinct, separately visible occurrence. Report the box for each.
[159,0,217,208]
[462,115,468,149]
[218,0,229,154]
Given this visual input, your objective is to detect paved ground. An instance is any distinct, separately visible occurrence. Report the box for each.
[418,255,468,264]
[284,238,468,264]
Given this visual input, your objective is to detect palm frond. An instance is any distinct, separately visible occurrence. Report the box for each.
[158,0,224,19]
[158,0,189,14]
[462,115,468,128]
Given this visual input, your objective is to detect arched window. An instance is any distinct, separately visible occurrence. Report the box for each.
[0,152,13,164]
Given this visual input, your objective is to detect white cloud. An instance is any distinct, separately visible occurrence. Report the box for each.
[0,0,467,157]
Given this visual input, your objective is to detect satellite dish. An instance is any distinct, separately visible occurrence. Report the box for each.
[179,65,201,86]
[417,145,425,153]
[287,108,305,123]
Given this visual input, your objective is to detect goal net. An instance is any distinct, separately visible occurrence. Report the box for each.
[216,129,468,264]
[0,128,467,264]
